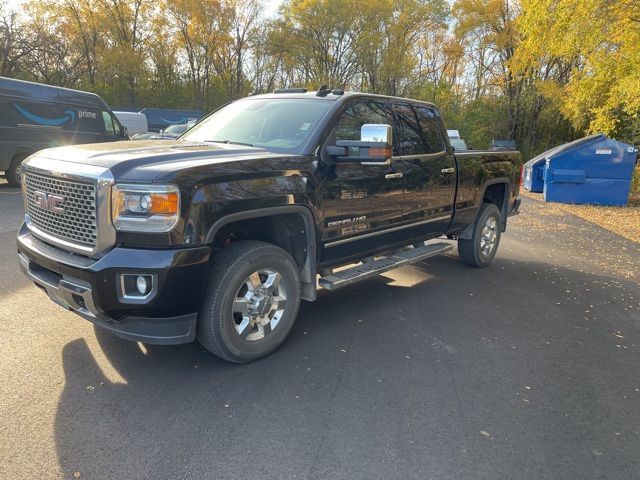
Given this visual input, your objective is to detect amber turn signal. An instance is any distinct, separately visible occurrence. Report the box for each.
[368,147,392,158]
[150,192,179,214]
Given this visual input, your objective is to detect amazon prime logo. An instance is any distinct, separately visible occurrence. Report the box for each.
[78,109,97,119]
[33,191,65,214]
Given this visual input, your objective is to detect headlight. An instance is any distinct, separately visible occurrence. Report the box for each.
[111,184,179,232]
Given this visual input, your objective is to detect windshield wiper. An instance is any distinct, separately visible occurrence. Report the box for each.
[205,139,254,147]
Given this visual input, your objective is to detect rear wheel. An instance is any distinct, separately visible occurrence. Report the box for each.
[197,240,301,363]
[458,202,502,267]
[6,154,28,187]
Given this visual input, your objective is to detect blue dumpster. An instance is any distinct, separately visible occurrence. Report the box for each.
[523,137,597,192]
[542,134,638,206]
[523,155,546,192]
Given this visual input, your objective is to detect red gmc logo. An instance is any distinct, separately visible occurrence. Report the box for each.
[33,191,65,214]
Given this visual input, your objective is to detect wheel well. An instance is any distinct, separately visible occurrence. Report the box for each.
[6,151,31,175]
[483,183,507,215]
[482,182,510,232]
[458,181,510,240]
[211,213,308,271]
[12,150,32,164]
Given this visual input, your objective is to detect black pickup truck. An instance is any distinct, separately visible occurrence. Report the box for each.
[17,88,521,363]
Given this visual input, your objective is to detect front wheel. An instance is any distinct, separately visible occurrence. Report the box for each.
[458,202,502,267]
[6,154,27,187]
[197,240,301,363]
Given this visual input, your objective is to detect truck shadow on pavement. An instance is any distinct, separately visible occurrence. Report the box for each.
[53,255,640,479]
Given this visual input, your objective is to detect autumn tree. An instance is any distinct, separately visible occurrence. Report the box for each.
[5,0,633,153]
[164,0,228,109]
[355,0,449,96]
[215,0,262,98]
[19,1,86,87]
[93,0,153,106]
[0,2,30,77]
[516,0,640,143]
[274,0,369,88]
[143,12,188,108]
[55,0,101,86]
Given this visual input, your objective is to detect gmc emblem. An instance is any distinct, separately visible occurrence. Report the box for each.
[33,191,65,214]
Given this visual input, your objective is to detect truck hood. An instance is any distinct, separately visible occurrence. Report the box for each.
[31,140,292,182]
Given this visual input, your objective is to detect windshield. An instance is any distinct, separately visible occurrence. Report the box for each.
[182,98,333,153]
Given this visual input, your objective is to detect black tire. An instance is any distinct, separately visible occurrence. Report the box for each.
[6,154,27,187]
[197,240,301,363]
[458,202,502,267]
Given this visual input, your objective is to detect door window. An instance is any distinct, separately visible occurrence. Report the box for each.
[102,111,116,135]
[332,101,388,142]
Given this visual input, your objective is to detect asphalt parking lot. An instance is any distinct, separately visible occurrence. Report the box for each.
[1,181,639,480]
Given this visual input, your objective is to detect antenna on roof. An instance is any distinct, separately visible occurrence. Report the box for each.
[316,85,331,97]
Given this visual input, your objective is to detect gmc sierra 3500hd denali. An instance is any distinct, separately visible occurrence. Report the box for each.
[17,87,522,363]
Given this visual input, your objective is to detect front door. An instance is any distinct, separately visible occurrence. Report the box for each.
[391,103,456,242]
[319,99,405,264]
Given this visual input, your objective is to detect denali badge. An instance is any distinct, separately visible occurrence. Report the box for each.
[33,191,65,214]
[328,216,366,228]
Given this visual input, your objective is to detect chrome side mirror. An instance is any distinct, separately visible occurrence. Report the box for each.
[332,123,393,164]
[360,124,392,145]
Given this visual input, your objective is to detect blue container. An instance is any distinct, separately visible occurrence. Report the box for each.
[542,134,638,206]
[523,156,546,192]
[523,139,592,192]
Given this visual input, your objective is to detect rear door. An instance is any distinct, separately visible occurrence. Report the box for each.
[319,99,405,263]
[392,103,456,241]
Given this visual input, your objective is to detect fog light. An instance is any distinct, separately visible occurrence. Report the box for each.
[136,275,149,294]
[119,273,155,302]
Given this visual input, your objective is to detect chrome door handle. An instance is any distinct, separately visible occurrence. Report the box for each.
[441,167,455,174]
[385,172,403,179]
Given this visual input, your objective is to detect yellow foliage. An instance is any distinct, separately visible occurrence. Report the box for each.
[516,0,640,135]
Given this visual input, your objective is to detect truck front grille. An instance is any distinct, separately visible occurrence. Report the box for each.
[24,172,98,247]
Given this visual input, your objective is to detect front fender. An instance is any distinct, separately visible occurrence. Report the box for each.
[186,173,321,246]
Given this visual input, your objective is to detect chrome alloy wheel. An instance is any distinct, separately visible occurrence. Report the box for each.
[232,269,287,341]
[480,216,498,257]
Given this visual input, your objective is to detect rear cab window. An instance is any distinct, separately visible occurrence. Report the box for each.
[414,106,445,154]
